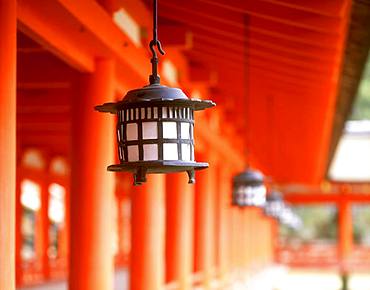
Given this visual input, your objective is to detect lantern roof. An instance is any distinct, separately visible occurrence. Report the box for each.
[266,190,283,202]
[95,83,215,114]
[233,168,265,186]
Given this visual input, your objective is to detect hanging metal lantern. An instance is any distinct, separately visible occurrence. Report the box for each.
[279,205,302,230]
[232,169,267,207]
[95,0,215,185]
[264,190,284,218]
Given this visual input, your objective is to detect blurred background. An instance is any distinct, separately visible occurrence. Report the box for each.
[1,0,370,290]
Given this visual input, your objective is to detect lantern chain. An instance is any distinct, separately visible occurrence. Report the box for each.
[149,0,165,85]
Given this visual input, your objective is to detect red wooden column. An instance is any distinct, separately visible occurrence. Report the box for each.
[69,59,115,290]
[0,1,16,289]
[40,169,50,280]
[131,175,165,290]
[338,200,353,273]
[15,179,23,285]
[242,209,250,270]
[216,166,232,280]
[166,173,194,290]
[271,218,279,263]
[194,153,217,288]
[229,204,239,274]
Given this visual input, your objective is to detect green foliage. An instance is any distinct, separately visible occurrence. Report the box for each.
[280,205,338,244]
[350,54,370,120]
[352,205,370,245]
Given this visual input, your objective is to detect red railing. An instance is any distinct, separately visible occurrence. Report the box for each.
[276,242,370,271]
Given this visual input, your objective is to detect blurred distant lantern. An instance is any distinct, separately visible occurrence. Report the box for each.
[232,169,267,207]
[264,190,284,218]
[95,0,215,185]
[279,205,302,230]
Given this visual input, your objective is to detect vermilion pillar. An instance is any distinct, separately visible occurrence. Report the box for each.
[166,173,194,290]
[338,200,353,273]
[242,209,250,269]
[216,166,232,279]
[16,179,23,285]
[194,153,216,288]
[69,59,115,290]
[0,1,16,289]
[40,176,50,280]
[131,175,165,290]
[271,218,279,263]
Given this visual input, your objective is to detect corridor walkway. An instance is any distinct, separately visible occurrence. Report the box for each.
[17,269,128,290]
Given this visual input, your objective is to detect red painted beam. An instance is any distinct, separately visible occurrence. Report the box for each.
[260,0,348,17]
[198,0,345,33]
[159,6,344,50]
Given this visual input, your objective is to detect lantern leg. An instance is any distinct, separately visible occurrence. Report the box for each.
[187,170,195,184]
[134,167,147,185]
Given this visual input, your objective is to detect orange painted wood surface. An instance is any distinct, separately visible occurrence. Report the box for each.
[194,153,217,288]
[338,201,353,273]
[69,59,116,290]
[130,175,165,290]
[166,173,194,289]
[0,1,17,289]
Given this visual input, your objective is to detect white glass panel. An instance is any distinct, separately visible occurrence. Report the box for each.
[163,143,178,160]
[141,108,146,119]
[174,108,177,118]
[181,123,190,139]
[126,123,138,140]
[142,122,158,139]
[118,147,123,160]
[169,107,173,118]
[163,122,177,138]
[162,107,167,118]
[143,144,158,161]
[153,107,158,118]
[181,143,191,161]
[130,109,134,120]
[127,145,139,161]
[117,129,121,142]
[191,144,194,160]
[147,107,152,119]
[135,108,139,119]
[179,108,184,118]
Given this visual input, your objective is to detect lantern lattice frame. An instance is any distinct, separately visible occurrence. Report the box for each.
[264,190,284,218]
[96,84,214,185]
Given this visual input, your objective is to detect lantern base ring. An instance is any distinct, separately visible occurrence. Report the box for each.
[107,161,208,185]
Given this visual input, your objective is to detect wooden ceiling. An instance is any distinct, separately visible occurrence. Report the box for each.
[17,0,369,186]
[149,0,353,184]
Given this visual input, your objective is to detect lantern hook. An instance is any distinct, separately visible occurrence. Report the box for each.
[149,0,165,85]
